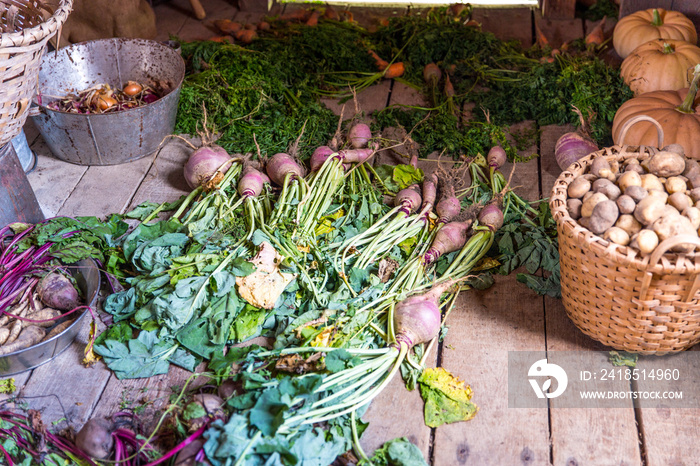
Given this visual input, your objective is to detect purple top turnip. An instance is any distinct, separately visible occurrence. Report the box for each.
[487,145,507,170]
[423,221,471,265]
[394,185,422,215]
[348,123,372,149]
[310,146,336,172]
[266,152,306,186]
[237,167,268,198]
[183,145,232,190]
[478,204,504,231]
[393,280,457,348]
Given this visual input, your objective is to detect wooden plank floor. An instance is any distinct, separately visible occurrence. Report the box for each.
[4,1,699,464]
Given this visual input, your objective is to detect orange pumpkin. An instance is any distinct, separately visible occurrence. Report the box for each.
[612,65,700,158]
[621,39,700,95]
[613,8,697,59]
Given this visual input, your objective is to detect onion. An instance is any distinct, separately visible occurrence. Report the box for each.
[487,145,507,169]
[555,106,598,170]
[478,204,504,231]
[348,123,372,149]
[266,152,305,186]
[123,81,142,96]
[183,145,232,189]
[310,146,335,172]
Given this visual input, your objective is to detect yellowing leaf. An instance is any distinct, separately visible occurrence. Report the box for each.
[315,209,345,236]
[472,257,501,272]
[83,319,101,367]
[311,327,334,347]
[297,244,311,253]
[418,367,478,427]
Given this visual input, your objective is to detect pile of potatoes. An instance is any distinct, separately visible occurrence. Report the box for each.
[566,144,700,255]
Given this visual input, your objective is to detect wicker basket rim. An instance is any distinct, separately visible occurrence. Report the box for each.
[549,143,700,276]
[0,0,72,48]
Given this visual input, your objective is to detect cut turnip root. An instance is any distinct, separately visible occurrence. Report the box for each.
[236,242,296,310]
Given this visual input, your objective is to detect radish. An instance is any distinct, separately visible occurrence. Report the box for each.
[555,106,598,170]
[393,280,456,348]
[478,203,504,231]
[422,221,471,265]
[487,145,507,170]
[394,186,422,214]
[183,145,232,190]
[339,148,374,164]
[266,152,305,186]
[421,173,438,211]
[348,123,372,149]
[237,167,268,198]
[310,146,336,172]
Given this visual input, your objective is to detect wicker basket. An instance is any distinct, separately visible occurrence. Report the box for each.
[550,116,700,354]
[0,0,72,147]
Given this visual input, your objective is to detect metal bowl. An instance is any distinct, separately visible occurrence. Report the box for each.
[31,38,185,166]
[0,259,100,376]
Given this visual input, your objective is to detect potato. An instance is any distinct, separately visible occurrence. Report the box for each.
[581,192,608,218]
[652,213,698,252]
[616,195,636,214]
[567,176,591,199]
[641,174,664,192]
[634,195,667,225]
[624,185,647,203]
[588,200,619,235]
[582,191,595,203]
[661,205,680,218]
[647,151,686,177]
[665,177,687,194]
[683,159,700,179]
[610,160,620,175]
[688,176,700,190]
[647,189,668,199]
[617,171,642,193]
[624,163,645,175]
[567,198,582,219]
[663,143,685,157]
[604,227,630,246]
[689,188,700,203]
[684,207,700,230]
[668,192,692,212]
[633,230,659,255]
[592,178,621,200]
[590,157,615,180]
[577,216,592,230]
[615,214,642,236]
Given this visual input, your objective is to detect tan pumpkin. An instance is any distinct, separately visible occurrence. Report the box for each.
[612,65,700,158]
[613,8,697,59]
[621,39,700,95]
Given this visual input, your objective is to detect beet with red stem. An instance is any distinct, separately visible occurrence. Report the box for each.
[36,272,80,311]
[75,418,115,460]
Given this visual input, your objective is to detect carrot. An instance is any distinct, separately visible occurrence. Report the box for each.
[213,19,242,35]
[340,10,354,23]
[383,62,405,79]
[423,63,442,84]
[258,21,270,31]
[236,29,258,44]
[444,74,455,97]
[535,23,549,48]
[306,10,320,27]
[207,35,233,43]
[368,50,389,70]
[324,6,339,20]
[585,16,607,48]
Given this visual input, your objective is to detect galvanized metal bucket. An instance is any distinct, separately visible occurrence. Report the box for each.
[0,142,44,226]
[0,258,100,376]
[31,38,185,166]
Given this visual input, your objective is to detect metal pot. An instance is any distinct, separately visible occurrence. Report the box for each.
[31,38,185,166]
[0,258,100,376]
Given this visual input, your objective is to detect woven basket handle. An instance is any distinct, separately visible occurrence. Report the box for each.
[617,115,664,148]
[639,235,700,303]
